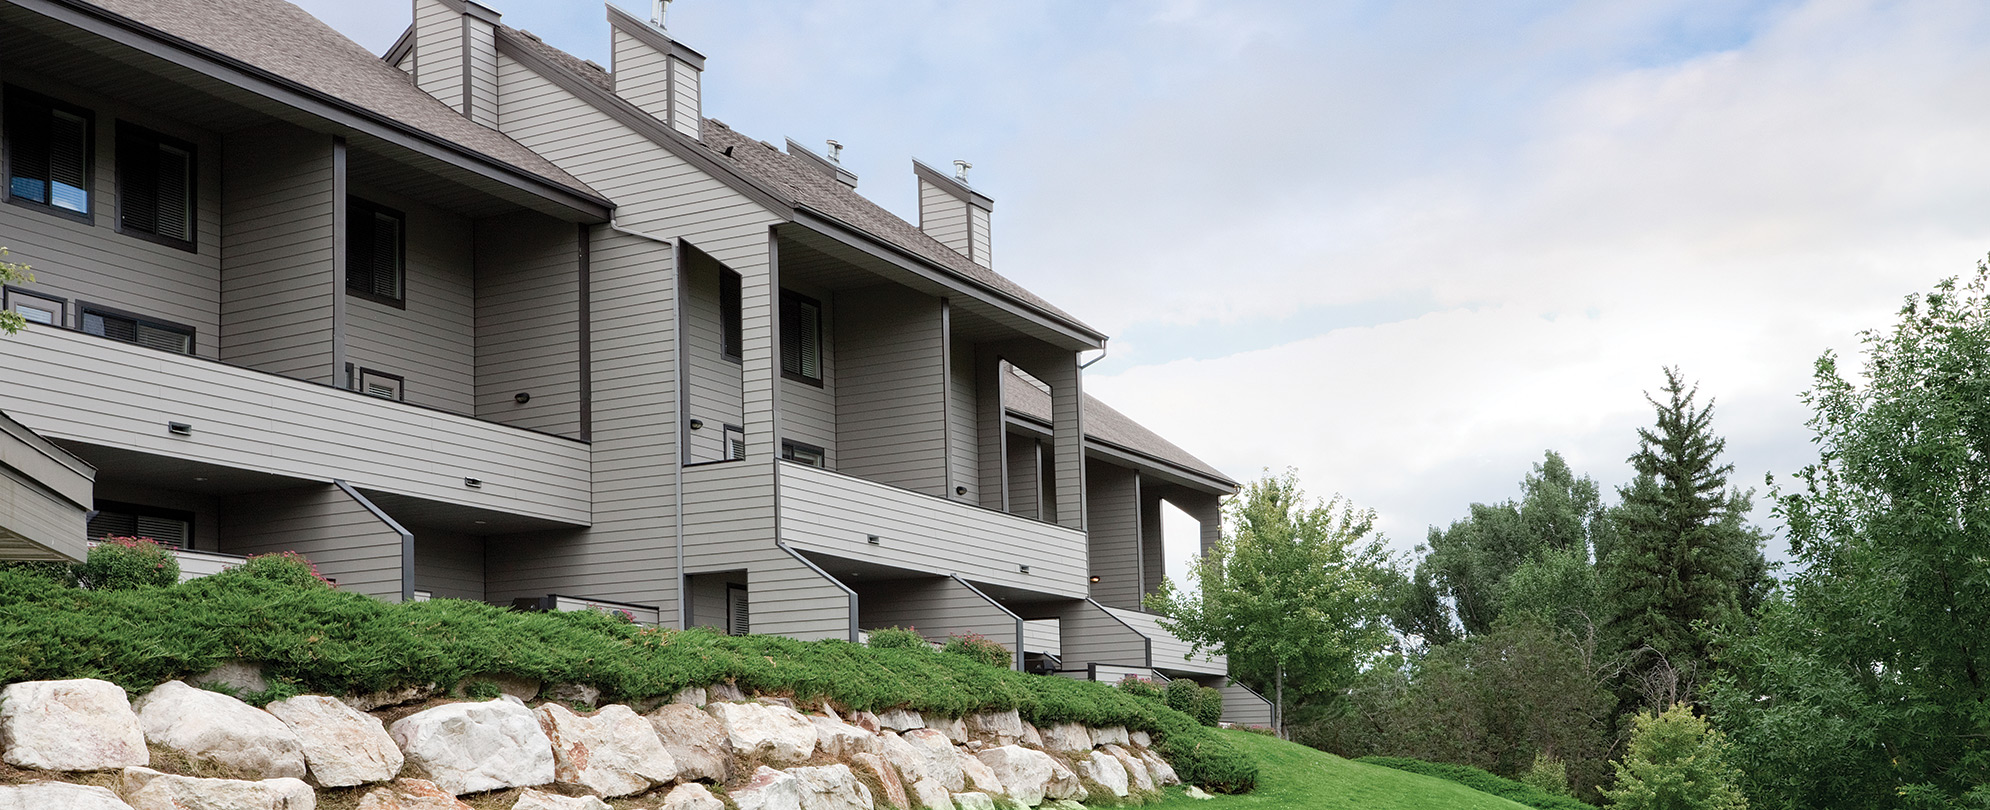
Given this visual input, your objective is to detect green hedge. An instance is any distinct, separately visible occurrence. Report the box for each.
[1356,756,1595,810]
[0,565,1257,792]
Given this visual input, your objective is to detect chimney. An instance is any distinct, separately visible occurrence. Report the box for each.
[607,3,706,140]
[410,0,501,128]
[786,138,858,189]
[914,159,994,268]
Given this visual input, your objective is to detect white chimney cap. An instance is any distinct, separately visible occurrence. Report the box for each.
[954,160,972,184]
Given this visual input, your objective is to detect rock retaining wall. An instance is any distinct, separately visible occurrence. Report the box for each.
[0,678,1186,810]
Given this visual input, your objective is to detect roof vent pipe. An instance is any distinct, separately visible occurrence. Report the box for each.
[954,160,972,184]
[651,0,670,29]
[826,140,843,164]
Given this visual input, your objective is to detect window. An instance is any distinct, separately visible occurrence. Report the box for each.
[88,501,193,549]
[725,583,750,636]
[722,424,746,460]
[779,290,821,385]
[346,197,405,307]
[3,286,63,327]
[781,440,826,468]
[720,268,742,362]
[116,123,195,249]
[357,368,404,401]
[79,303,193,354]
[3,87,92,219]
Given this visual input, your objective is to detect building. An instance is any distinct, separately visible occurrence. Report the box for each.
[0,0,1271,723]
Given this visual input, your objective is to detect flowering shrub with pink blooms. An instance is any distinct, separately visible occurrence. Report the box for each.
[233,550,333,589]
[943,631,1013,669]
[75,536,179,590]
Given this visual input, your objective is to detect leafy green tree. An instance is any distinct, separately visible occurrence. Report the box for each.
[1605,704,1748,810]
[1145,470,1394,735]
[0,247,32,336]
[1601,368,1768,710]
[1712,267,1990,809]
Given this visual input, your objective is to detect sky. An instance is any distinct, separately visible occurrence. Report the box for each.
[296,0,1990,584]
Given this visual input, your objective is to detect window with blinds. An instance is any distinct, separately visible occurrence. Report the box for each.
[357,368,404,401]
[79,304,193,354]
[725,584,750,636]
[781,440,826,468]
[4,87,92,218]
[116,124,195,248]
[346,197,405,306]
[723,424,746,460]
[780,290,822,385]
[720,269,743,362]
[88,502,193,549]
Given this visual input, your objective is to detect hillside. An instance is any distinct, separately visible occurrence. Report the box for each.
[1151,730,1533,810]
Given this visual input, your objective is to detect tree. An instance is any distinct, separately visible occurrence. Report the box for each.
[1145,470,1394,735]
[1605,704,1748,810]
[0,248,31,336]
[1600,368,1768,710]
[1711,266,1990,809]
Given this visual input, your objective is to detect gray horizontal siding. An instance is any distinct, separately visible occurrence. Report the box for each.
[918,179,970,258]
[1006,433,1040,520]
[0,464,87,562]
[411,525,483,602]
[1087,463,1141,610]
[859,577,1016,663]
[968,206,992,268]
[1058,599,1146,670]
[345,183,476,414]
[669,61,700,139]
[1103,604,1225,676]
[610,26,672,123]
[220,122,335,381]
[779,279,834,463]
[221,484,403,601]
[684,250,743,463]
[466,20,499,128]
[835,286,945,495]
[474,213,581,437]
[946,328,979,503]
[1219,684,1274,727]
[413,0,464,113]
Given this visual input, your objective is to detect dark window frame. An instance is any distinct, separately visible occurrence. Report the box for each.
[779,289,823,386]
[3,285,65,327]
[345,196,407,309]
[356,367,406,401]
[719,268,743,363]
[722,423,746,460]
[781,439,827,468]
[75,300,195,355]
[2,85,95,225]
[114,120,197,252]
[725,583,749,636]
[88,500,196,550]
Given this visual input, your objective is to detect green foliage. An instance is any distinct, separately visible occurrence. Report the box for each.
[1193,685,1226,728]
[231,551,332,589]
[463,679,501,700]
[0,247,32,336]
[1119,675,1165,703]
[1522,752,1571,798]
[865,626,928,651]
[1603,705,1746,810]
[1146,470,1395,728]
[941,632,1011,669]
[1166,676,1202,713]
[74,537,180,590]
[1710,266,1990,809]
[1149,729,1542,810]
[1357,756,1597,810]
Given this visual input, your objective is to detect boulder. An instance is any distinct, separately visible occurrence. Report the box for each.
[660,783,725,810]
[264,695,402,787]
[0,782,133,810]
[119,767,312,810]
[873,709,923,732]
[809,714,877,758]
[192,662,268,696]
[1103,745,1154,792]
[758,697,798,710]
[1019,724,1044,748]
[951,793,997,810]
[1128,730,1151,748]
[965,711,1025,746]
[897,729,964,791]
[536,703,676,797]
[1077,750,1129,797]
[341,684,437,713]
[906,778,953,810]
[708,702,817,765]
[1184,785,1216,800]
[975,746,1055,806]
[352,779,473,810]
[957,752,1002,795]
[133,681,306,779]
[1038,723,1091,753]
[646,704,731,782]
[673,686,708,707]
[1045,755,1087,802]
[1092,726,1129,747]
[540,683,599,709]
[926,716,967,745]
[0,679,147,772]
[730,765,804,810]
[707,681,745,703]
[389,699,554,796]
[849,753,907,810]
[788,764,875,810]
[510,789,610,810]
[846,711,882,734]
[1138,748,1181,786]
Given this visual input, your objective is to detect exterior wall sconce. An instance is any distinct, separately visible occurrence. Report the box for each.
[688,419,705,430]
[514,392,531,404]
[1089,575,1101,583]
[464,477,483,489]
[167,421,193,436]
[1018,564,1030,574]
[955,486,967,496]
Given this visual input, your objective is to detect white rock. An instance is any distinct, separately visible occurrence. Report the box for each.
[647,703,731,782]
[264,695,402,787]
[850,752,908,810]
[119,767,312,810]
[192,662,268,696]
[1045,755,1088,802]
[1039,723,1092,753]
[907,778,953,810]
[352,779,473,810]
[809,714,878,759]
[1139,748,1181,786]
[927,716,967,745]
[975,746,1056,806]
[1184,785,1216,800]
[132,681,305,779]
[0,782,133,810]
[1077,750,1130,797]
[951,792,997,810]
[707,681,745,703]
[510,789,610,810]
[730,765,804,810]
[874,708,923,732]
[965,711,1025,746]
[957,752,1003,795]
[1091,726,1129,747]
[1128,730,1152,748]
[536,703,676,797]
[1020,724,1044,748]
[899,729,965,792]
[1104,745,1154,792]
[0,679,147,772]
[660,782,726,810]
[389,699,554,796]
[708,702,817,765]
[847,711,882,734]
[788,764,875,810]
[673,686,708,707]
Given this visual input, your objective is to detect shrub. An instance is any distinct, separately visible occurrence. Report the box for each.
[866,626,928,651]
[1117,675,1164,703]
[1523,752,1572,798]
[224,551,331,589]
[463,679,502,700]
[75,537,179,590]
[1165,677,1201,712]
[1358,757,1596,810]
[1604,705,1746,810]
[942,632,1012,669]
[1193,685,1225,727]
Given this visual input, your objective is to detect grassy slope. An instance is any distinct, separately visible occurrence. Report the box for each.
[1150,730,1533,810]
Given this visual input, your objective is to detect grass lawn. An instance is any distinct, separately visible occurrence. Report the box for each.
[1149,730,1534,810]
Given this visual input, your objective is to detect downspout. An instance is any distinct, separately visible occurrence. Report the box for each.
[672,236,688,630]
[1077,339,1109,370]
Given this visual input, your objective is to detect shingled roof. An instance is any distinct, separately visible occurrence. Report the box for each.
[1005,368,1235,489]
[77,0,601,203]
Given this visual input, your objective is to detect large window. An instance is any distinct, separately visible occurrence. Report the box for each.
[346,197,405,307]
[116,123,195,249]
[3,87,92,219]
[720,268,742,362]
[779,289,821,385]
[79,302,193,354]
[88,501,194,550]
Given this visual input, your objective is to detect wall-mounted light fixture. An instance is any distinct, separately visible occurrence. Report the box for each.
[464,477,483,489]
[955,486,968,496]
[1018,564,1030,574]
[1089,575,1101,583]
[514,392,531,404]
[167,421,193,436]
[688,419,705,430]
[867,535,881,545]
